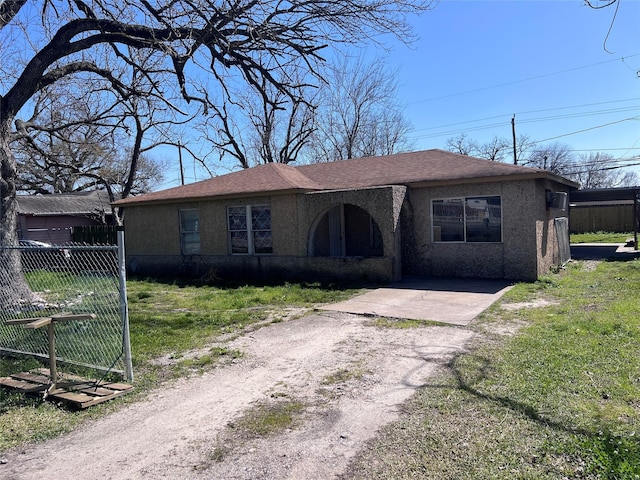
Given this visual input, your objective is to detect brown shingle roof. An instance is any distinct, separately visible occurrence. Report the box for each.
[298,149,549,189]
[114,162,323,206]
[17,190,113,216]
[114,149,576,207]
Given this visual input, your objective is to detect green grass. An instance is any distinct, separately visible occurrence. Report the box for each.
[321,366,366,385]
[202,397,307,466]
[127,279,357,365]
[4,263,640,476]
[231,399,306,437]
[0,278,357,451]
[570,231,632,244]
[343,259,640,479]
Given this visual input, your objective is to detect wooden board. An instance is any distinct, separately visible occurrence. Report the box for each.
[0,376,48,392]
[50,384,133,409]
[12,372,51,384]
[80,386,118,396]
[0,371,133,409]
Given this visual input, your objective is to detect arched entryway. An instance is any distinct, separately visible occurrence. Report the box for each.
[309,203,383,257]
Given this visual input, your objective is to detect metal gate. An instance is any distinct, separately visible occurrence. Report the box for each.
[0,232,132,382]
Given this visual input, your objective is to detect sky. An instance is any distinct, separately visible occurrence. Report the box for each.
[388,0,639,164]
[158,0,640,189]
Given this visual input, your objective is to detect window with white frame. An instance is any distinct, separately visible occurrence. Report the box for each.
[432,196,502,243]
[179,209,200,254]
[227,205,272,254]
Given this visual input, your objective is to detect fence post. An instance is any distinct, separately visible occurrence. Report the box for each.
[117,229,134,382]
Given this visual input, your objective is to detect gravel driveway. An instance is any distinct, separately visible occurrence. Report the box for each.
[2,310,476,479]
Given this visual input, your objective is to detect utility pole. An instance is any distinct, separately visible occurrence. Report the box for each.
[178,142,185,186]
[511,115,517,165]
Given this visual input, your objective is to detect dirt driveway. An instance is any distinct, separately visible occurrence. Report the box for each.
[3,308,477,479]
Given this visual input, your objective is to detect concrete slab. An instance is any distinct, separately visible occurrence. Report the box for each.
[319,277,513,326]
[570,243,640,260]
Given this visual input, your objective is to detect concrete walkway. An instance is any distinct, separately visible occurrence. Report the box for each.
[319,277,513,326]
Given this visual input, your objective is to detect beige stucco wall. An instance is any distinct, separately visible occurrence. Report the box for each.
[122,179,571,283]
[401,178,570,281]
[124,195,298,257]
[534,178,572,276]
[124,203,183,255]
[123,186,404,282]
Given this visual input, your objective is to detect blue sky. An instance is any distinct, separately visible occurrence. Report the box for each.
[388,0,639,164]
[158,0,639,188]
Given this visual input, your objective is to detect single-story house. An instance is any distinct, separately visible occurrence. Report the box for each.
[113,149,578,282]
[17,190,115,244]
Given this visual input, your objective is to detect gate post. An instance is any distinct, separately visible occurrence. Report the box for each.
[118,228,134,382]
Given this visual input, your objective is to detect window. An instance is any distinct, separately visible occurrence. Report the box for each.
[180,209,200,254]
[432,199,464,242]
[432,196,502,243]
[227,205,272,254]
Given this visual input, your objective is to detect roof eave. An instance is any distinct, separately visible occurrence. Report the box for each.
[19,211,106,216]
[409,171,579,189]
[112,187,321,208]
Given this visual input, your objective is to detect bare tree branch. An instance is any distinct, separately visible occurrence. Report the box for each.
[1,0,433,305]
[0,0,27,30]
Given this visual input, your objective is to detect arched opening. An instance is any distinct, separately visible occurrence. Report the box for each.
[310,204,383,257]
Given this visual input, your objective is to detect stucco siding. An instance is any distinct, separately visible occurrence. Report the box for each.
[269,194,299,255]
[301,186,404,259]
[501,180,539,280]
[125,204,182,255]
[430,243,505,278]
[404,180,542,280]
[122,178,572,283]
[535,179,572,276]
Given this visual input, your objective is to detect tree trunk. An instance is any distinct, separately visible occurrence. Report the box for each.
[0,118,36,309]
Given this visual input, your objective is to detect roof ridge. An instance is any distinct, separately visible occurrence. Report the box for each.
[268,162,322,190]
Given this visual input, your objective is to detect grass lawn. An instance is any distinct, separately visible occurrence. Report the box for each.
[2,262,639,478]
[125,278,359,383]
[342,259,640,479]
[0,279,358,451]
[570,231,633,244]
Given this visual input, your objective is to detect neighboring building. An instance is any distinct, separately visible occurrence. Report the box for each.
[17,190,114,244]
[113,149,578,282]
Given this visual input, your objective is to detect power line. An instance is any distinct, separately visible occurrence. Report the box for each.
[408,98,639,135]
[518,106,639,124]
[403,54,640,106]
[514,97,639,117]
[409,111,640,146]
[534,117,639,143]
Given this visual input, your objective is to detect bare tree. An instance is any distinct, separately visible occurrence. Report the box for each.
[0,0,432,307]
[199,66,317,169]
[14,83,165,192]
[202,54,413,168]
[445,134,478,156]
[445,133,526,162]
[444,132,637,188]
[247,76,317,166]
[306,55,414,163]
[476,136,511,162]
[12,51,181,223]
[523,142,574,175]
[566,152,639,189]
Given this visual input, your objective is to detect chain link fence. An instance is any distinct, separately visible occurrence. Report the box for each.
[0,236,132,382]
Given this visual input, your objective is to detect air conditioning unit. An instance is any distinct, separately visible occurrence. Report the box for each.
[547,191,568,211]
